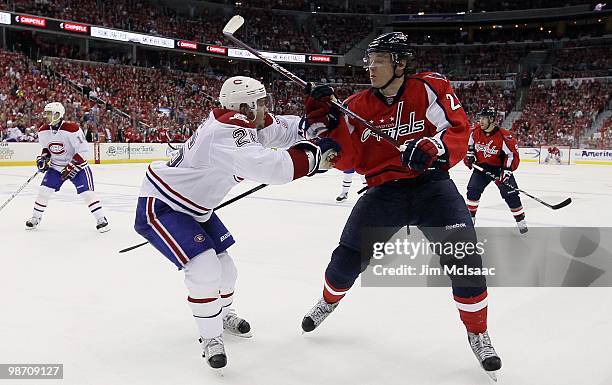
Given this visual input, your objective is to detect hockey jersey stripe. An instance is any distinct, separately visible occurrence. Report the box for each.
[145,174,207,217]
[147,165,211,213]
[146,166,210,216]
[146,197,189,266]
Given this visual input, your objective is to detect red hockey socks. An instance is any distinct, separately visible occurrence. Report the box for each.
[455,290,488,334]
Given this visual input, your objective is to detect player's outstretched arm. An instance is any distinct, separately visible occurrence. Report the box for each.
[257,113,304,149]
[210,126,338,185]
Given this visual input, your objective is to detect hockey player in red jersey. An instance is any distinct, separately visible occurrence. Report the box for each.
[299,32,501,379]
[464,106,528,234]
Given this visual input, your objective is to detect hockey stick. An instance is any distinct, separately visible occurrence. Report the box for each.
[119,183,269,253]
[0,171,39,213]
[472,164,572,210]
[222,15,404,150]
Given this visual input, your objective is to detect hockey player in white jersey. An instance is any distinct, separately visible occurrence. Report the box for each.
[26,102,109,232]
[133,76,339,370]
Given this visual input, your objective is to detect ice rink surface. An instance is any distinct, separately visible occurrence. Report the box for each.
[1,162,611,385]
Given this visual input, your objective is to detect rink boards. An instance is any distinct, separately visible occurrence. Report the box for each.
[0,142,180,166]
[1,142,612,166]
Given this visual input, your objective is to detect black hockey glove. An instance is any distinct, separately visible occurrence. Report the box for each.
[464,145,475,169]
[36,154,51,173]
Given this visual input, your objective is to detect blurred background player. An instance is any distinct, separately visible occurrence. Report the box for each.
[26,102,109,233]
[464,106,527,234]
[299,32,501,380]
[544,146,562,164]
[133,76,338,370]
[335,169,366,202]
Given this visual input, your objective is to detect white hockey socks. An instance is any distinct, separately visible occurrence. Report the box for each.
[184,249,223,339]
[80,190,105,221]
[341,171,353,195]
[32,186,54,220]
[218,251,238,318]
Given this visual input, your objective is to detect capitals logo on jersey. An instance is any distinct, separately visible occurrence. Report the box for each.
[474,140,499,158]
[361,101,425,143]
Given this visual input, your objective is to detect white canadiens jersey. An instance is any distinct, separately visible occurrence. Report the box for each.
[139,108,304,222]
[38,121,89,171]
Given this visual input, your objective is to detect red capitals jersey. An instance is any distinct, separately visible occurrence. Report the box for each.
[328,72,470,187]
[468,124,520,170]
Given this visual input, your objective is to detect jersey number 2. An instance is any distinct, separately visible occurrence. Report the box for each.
[446,93,462,111]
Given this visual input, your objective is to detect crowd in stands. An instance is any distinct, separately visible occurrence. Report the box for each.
[552,46,612,79]
[2,13,611,148]
[513,79,610,147]
[0,0,373,54]
[313,13,373,54]
[455,83,516,120]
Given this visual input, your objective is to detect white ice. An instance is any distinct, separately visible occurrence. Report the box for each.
[1,163,611,385]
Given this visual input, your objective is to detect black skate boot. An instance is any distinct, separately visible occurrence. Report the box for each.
[199,336,227,369]
[301,298,339,333]
[468,331,501,381]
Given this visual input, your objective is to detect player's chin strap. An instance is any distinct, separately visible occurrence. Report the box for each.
[376,67,404,93]
[50,119,63,131]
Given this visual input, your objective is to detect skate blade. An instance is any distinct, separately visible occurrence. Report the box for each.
[224,330,252,338]
[485,370,498,382]
[25,226,37,230]
[207,367,224,377]
[97,226,111,233]
[206,361,226,375]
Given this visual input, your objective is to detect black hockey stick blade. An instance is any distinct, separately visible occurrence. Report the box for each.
[550,197,572,210]
[119,241,149,253]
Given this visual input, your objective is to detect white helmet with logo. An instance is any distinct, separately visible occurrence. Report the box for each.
[218,76,267,114]
[44,102,65,126]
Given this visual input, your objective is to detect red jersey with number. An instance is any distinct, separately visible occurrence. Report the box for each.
[468,124,520,170]
[328,72,470,187]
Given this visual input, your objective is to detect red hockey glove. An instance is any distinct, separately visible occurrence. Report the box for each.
[301,84,340,139]
[400,138,443,173]
[61,160,84,180]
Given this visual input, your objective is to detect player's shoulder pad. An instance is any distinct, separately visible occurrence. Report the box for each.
[60,121,81,133]
[213,108,256,129]
[413,71,450,83]
[260,113,277,129]
[38,124,50,132]
[499,128,515,140]
[409,71,451,92]
[343,88,372,108]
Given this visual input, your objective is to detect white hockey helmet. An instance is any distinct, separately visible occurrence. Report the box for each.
[44,102,65,125]
[218,76,267,114]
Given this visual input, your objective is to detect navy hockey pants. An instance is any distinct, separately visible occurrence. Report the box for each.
[325,171,487,298]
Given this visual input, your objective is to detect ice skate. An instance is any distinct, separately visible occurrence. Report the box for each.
[96,217,110,233]
[467,331,501,381]
[223,309,252,338]
[336,192,348,202]
[25,217,40,230]
[199,336,227,370]
[301,297,339,333]
[517,219,528,235]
